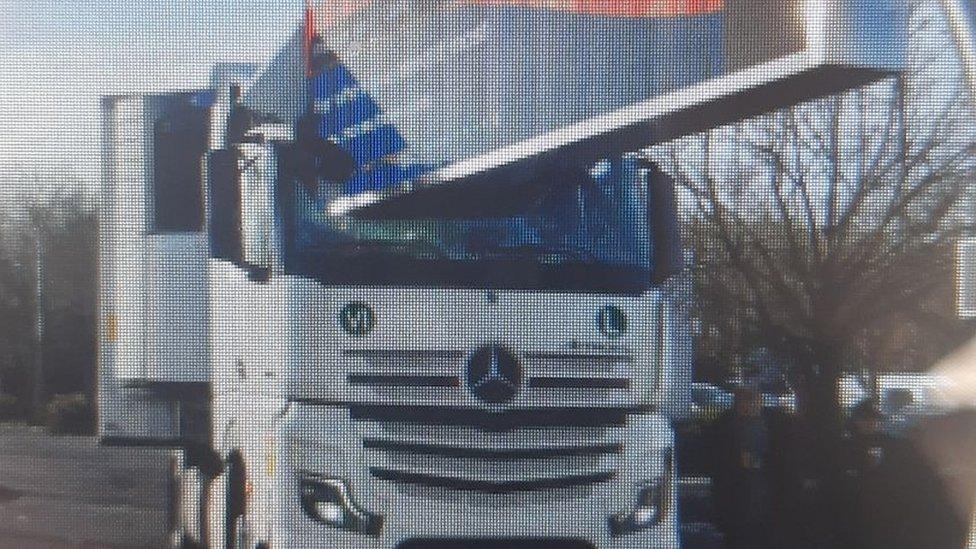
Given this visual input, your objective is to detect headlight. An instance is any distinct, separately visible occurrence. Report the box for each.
[609,481,665,537]
[298,473,383,537]
[609,450,673,537]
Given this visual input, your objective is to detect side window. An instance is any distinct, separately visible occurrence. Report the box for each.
[152,103,209,232]
[206,149,242,263]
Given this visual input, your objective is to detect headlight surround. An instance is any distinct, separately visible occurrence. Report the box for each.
[298,473,383,537]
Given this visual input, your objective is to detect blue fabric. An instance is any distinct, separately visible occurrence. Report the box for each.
[312,65,357,99]
[320,93,381,136]
[311,59,422,195]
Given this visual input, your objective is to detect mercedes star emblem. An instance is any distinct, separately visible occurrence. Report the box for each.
[466,345,522,405]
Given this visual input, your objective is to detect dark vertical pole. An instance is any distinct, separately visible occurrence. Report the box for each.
[31,223,44,422]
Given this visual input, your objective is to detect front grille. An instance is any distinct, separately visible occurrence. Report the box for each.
[344,348,635,407]
[346,348,636,494]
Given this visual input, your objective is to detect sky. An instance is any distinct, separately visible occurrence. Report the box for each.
[0,0,726,198]
[0,0,304,195]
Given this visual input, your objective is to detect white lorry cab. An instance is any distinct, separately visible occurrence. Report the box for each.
[201,110,693,549]
[97,2,904,548]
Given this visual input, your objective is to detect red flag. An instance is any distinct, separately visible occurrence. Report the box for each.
[303,0,316,78]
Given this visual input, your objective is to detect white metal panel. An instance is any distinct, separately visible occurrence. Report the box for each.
[98,367,182,443]
[98,94,213,445]
[145,233,210,383]
[209,261,256,397]
[99,96,176,443]
[103,97,151,381]
[210,87,233,151]
[100,94,212,386]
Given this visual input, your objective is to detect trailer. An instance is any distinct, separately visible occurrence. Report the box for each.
[98,1,904,547]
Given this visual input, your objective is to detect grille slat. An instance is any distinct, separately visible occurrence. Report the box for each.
[368,452,615,480]
[350,405,631,430]
[363,423,623,449]
[348,374,460,388]
[343,349,466,360]
[363,438,622,459]
[369,468,615,494]
[523,352,633,364]
[528,376,630,389]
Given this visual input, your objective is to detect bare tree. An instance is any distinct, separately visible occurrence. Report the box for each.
[25,191,98,415]
[0,179,97,423]
[0,206,35,416]
[651,0,976,443]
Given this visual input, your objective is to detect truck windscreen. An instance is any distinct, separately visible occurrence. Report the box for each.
[282,160,653,293]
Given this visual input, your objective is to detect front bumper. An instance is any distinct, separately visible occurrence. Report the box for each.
[269,404,678,548]
[281,493,677,549]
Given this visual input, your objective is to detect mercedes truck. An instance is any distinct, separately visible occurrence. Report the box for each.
[97,1,904,547]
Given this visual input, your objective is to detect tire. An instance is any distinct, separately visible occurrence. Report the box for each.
[202,472,222,549]
[177,533,205,549]
[225,450,247,549]
[167,454,184,548]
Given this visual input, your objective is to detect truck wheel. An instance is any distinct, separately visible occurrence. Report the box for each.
[178,533,205,549]
[168,454,204,548]
[225,450,247,549]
